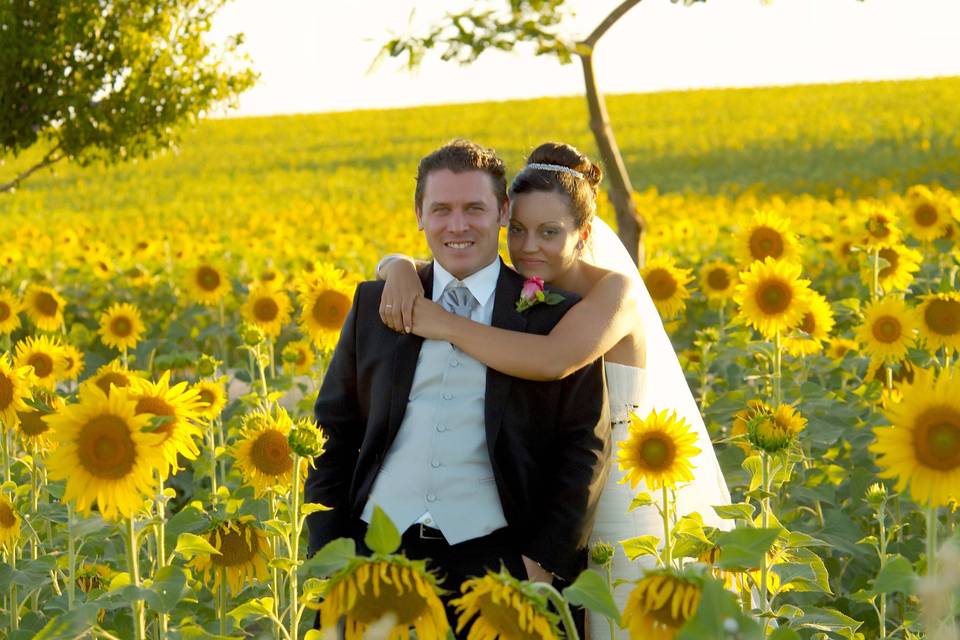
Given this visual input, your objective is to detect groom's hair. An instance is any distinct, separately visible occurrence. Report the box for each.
[415,139,507,211]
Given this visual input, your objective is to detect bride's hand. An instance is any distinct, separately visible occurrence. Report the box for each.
[379,257,424,333]
[410,297,451,341]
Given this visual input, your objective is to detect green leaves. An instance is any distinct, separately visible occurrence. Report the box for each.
[562,569,621,623]
[870,554,917,596]
[300,538,357,578]
[715,527,781,570]
[365,506,401,555]
[173,532,220,561]
[620,535,661,561]
[678,577,762,640]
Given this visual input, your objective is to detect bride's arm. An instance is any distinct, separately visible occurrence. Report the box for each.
[413,271,640,381]
[376,254,429,332]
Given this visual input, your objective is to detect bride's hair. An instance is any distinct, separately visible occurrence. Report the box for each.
[509,142,603,230]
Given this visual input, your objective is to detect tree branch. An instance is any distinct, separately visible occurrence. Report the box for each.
[0,144,66,194]
[581,0,644,49]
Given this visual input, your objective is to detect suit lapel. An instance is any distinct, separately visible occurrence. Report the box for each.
[485,261,527,447]
[386,263,432,444]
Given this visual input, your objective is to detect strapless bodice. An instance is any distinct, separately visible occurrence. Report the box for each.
[604,361,647,424]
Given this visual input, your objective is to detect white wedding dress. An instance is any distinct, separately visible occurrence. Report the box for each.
[583,219,733,639]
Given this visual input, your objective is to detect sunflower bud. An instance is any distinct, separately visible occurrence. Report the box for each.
[746,404,806,454]
[239,322,264,346]
[865,482,888,509]
[281,343,301,364]
[590,541,615,567]
[288,418,327,458]
[197,354,220,378]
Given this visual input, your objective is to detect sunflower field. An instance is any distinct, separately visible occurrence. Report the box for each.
[0,75,959,639]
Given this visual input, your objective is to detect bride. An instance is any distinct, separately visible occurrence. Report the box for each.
[377,142,732,637]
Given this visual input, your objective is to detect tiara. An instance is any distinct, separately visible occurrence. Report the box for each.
[525,162,584,179]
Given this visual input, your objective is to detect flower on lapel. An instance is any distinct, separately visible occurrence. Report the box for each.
[516,276,564,313]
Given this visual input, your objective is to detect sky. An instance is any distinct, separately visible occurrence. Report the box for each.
[208,0,960,117]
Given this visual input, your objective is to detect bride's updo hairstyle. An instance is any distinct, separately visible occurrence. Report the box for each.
[509,142,603,230]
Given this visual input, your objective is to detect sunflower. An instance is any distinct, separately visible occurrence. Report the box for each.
[452,570,559,640]
[241,284,292,338]
[23,284,66,331]
[698,261,738,303]
[697,545,781,594]
[618,408,701,490]
[860,244,922,294]
[917,293,960,354]
[14,334,65,392]
[746,404,807,454]
[0,289,22,334]
[98,302,145,352]
[871,367,960,508]
[129,371,204,478]
[736,210,800,265]
[319,556,450,640]
[186,263,230,306]
[827,337,859,361]
[642,256,694,321]
[0,493,21,552]
[83,360,141,396]
[858,206,903,250]
[189,518,272,596]
[233,408,301,496]
[0,354,34,429]
[193,377,228,422]
[60,343,85,381]
[45,385,165,520]
[904,185,952,242]
[783,291,835,357]
[297,264,354,351]
[622,570,702,640]
[733,257,812,340]
[855,298,918,363]
[15,394,63,452]
[281,339,316,376]
[731,400,770,454]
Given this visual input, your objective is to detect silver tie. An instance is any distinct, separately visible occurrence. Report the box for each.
[440,284,478,319]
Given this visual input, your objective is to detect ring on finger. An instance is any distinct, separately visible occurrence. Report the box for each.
[385,304,393,309]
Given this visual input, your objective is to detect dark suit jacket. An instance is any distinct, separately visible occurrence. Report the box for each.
[305,259,610,580]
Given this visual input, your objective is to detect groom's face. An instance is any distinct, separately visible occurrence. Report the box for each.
[416,169,508,280]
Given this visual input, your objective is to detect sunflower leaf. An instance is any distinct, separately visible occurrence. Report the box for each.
[173,532,221,560]
[716,527,782,570]
[365,505,401,555]
[228,597,275,623]
[628,492,654,510]
[620,535,661,561]
[869,554,916,596]
[562,568,620,623]
[300,538,357,578]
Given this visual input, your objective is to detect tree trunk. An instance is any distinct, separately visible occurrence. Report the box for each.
[578,51,646,266]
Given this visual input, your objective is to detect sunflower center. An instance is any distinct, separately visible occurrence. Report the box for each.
[639,433,676,470]
[924,299,960,336]
[77,414,137,479]
[645,269,678,302]
[250,429,293,475]
[800,312,816,335]
[878,247,899,279]
[311,290,351,329]
[198,389,216,407]
[210,524,258,567]
[197,267,221,292]
[28,353,54,378]
[913,203,938,227]
[749,227,785,260]
[0,302,10,322]
[867,216,892,239]
[17,409,50,437]
[755,280,792,315]
[914,407,960,471]
[253,297,279,322]
[34,291,59,317]
[110,316,133,337]
[135,396,177,438]
[706,268,731,291]
[0,373,13,409]
[295,350,307,366]
[348,569,429,625]
[0,501,16,528]
[96,372,130,395]
[872,316,902,343]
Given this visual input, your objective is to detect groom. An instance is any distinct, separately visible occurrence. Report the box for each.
[305,139,610,625]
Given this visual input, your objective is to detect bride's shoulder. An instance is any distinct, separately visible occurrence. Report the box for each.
[585,265,640,302]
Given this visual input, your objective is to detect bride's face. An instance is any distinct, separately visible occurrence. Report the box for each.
[507,191,581,282]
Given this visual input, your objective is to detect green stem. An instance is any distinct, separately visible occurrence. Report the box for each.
[215,416,227,496]
[155,474,169,637]
[217,568,228,636]
[127,516,145,640]
[877,501,888,639]
[269,492,283,640]
[67,504,76,609]
[289,453,301,638]
[531,583,580,640]
[662,485,672,569]
[605,561,616,640]
[121,346,129,370]
[208,428,219,506]
[760,453,770,630]
[773,331,783,407]
[8,541,18,629]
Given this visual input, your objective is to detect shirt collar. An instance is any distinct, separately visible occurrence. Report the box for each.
[432,257,501,308]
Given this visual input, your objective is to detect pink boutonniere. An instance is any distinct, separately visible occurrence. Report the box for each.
[516,276,564,312]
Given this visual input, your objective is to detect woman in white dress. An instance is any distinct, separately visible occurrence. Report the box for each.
[377,142,731,638]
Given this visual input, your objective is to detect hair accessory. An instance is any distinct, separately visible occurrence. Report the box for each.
[525,162,584,179]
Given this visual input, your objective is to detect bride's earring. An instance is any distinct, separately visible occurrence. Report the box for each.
[576,239,585,251]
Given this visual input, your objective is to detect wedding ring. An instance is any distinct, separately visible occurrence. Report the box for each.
[385,304,393,309]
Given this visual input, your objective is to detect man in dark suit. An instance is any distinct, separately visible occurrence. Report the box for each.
[305,139,610,630]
